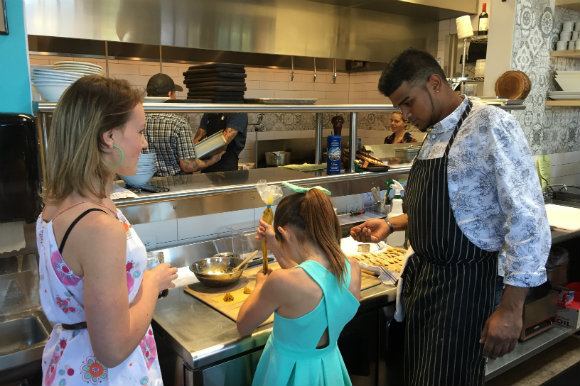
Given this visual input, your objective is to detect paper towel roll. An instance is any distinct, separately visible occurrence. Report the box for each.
[456,15,474,39]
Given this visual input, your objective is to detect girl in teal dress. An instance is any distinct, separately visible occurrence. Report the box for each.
[237,188,361,386]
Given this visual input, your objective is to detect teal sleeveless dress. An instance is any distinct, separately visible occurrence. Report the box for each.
[252,260,360,386]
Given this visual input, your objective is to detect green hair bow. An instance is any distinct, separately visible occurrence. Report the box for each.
[282,182,331,195]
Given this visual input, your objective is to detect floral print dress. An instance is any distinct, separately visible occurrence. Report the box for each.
[36,209,163,386]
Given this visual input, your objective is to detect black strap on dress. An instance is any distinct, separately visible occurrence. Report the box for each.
[58,208,106,255]
[58,208,106,331]
[401,101,498,386]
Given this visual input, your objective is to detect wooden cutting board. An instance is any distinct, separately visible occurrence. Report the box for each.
[184,262,382,323]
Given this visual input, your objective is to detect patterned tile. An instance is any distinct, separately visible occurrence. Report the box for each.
[511,0,580,155]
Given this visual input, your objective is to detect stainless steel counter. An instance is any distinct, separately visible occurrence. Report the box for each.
[153,270,396,370]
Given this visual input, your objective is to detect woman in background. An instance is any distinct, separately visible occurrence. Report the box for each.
[37,75,177,386]
[384,111,417,144]
[237,187,361,386]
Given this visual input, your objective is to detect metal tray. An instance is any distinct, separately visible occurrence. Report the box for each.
[194,131,228,159]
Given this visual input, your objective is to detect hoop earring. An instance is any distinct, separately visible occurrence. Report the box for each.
[107,145,124,168]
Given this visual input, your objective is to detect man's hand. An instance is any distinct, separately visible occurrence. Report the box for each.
[350,214,408,243]
[350,218,390,243]
[207,151,225,167]
[480,285,527,359]
[193,128,207,144]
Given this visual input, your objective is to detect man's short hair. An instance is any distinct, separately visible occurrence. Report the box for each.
[146,73,183,96]
[378,49,447,97]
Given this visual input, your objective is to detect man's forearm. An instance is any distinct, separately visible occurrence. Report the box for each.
[388,214,408,231]
[223,127,238,144]
[498,285,528,313]
[179,158,207,173]
[193,128,206,144]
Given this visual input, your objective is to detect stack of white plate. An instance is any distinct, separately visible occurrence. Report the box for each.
[53,61,104,75]
[119,153,156,188]
[549,71,580,100]
[31,66,84,102]
[554,71,580,92]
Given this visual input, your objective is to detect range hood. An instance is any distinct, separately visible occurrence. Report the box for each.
[25,0,476,67]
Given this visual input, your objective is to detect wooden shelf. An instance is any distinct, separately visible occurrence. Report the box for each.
[546,100,580,107]
[555,0,580,11]
[551,50,580,58]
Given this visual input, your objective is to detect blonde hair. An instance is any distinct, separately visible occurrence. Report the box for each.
[274,189,347,285]
[44,75,142,201]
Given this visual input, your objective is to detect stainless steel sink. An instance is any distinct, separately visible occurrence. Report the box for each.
[552,191,580,203]
[0,310,51,372]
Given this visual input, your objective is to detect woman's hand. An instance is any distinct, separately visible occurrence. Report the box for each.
[146,263,178,292]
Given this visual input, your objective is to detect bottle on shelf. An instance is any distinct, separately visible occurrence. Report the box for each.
[478,3,489,36]
[386,180,406,248]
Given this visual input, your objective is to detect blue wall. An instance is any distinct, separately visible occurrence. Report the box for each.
[0,0,32,114]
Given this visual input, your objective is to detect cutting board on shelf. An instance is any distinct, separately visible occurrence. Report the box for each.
[184,261,382,323]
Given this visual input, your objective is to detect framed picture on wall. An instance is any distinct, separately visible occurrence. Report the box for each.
[0,0,8,35]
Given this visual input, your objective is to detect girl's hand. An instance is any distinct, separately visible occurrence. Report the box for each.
[146,263,178,292]
[256,218,276,244]
[255,268,272,287]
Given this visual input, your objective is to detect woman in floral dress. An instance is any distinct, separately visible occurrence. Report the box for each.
[37,76,177,386]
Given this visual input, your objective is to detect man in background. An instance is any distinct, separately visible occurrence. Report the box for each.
[194,113,248,172]
[144,73,222,176]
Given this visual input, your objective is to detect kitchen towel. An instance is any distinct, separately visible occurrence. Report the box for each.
[172,266,200,288]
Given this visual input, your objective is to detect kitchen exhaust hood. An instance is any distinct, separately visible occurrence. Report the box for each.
[25,0,476,66]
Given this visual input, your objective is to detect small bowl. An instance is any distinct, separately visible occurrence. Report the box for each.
[189,256,247,287]
[119,170,155,188]
[34,83,72,102]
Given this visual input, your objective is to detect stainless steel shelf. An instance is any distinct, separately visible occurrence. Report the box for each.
[485,325,580,380]
[37,102,400,113]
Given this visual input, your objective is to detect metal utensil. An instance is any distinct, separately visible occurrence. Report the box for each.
[233,250,259,272]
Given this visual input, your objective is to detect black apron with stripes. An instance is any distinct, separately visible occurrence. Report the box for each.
[402,101,498,386]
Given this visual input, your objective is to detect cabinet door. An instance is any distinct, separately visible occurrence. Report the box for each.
[194,349,263,386]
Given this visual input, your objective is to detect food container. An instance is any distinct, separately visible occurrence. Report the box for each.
[194,131,228,159]
[189,255,248,287]
[395,147,419,163]
[265,151,291,166]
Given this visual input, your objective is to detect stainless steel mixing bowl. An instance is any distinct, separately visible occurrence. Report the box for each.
[189,256,248,287]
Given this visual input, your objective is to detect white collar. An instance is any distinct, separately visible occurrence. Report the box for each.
[429,96,469,134]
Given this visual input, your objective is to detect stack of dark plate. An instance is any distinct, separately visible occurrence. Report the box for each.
[183,63,246,103]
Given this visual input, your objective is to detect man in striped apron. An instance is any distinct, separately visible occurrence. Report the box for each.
[351,49,550,386]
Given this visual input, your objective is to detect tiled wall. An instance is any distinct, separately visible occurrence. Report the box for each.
[434,0,580,188]
[30,55,400,164]
[509,0,580,186]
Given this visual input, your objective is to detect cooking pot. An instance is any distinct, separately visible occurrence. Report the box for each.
[265,151,291,166]
[189,255,248,287]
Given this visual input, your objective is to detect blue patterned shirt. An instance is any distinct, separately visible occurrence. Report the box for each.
[417,97,551,287]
